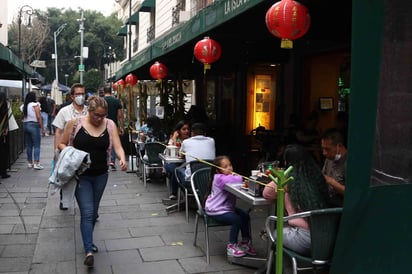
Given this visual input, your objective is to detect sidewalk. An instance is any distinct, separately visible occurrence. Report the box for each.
[0,136,269,274]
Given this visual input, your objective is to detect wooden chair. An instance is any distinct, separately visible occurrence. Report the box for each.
[265,207,343,274]
[191,167,231,264]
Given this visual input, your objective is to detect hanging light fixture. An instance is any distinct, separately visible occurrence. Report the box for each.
[125,73,138,86]
[265,0,311,49]
[149,62,168,81]
[193,36,222,74]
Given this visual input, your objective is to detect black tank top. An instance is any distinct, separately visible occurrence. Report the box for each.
[73,126,109,176]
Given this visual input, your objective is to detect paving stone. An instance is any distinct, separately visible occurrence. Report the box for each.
[0,224,14,234]
[140,244,204,261]
[93,228,131,240]
[2,244,36,257]
[111,260,185,274]
[0,234,37,245]
[105,235,164,251]
[0,257,32,272]
[30,261,76,274]
[32,241,75,263]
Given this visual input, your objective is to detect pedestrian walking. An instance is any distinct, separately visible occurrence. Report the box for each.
[103,84,124,170]
[22,92,45,169]
[53,83,88,210]
[57,96,127,267]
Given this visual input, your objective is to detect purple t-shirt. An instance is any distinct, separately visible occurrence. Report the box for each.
[205,173,243,216]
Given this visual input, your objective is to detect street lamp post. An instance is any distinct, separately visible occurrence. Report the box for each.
[54,23,67,84]
[18,5,34,59]
[128,0,132,61]
[77,11,86,84]
[103,46,116,82]
[64,74,69,86]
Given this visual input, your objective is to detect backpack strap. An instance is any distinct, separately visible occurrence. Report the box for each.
[68,117,83,146]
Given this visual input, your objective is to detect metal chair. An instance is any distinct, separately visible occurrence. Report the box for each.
[176,160,213,223]
[191,167,231,264]
[265,207,343,274]
[141,142,165,187]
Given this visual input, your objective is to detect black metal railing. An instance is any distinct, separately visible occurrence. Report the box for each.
[172,2,183,26]
[133,37,138,53]
[147,25,155,43]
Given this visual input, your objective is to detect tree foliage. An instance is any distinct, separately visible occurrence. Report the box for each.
[8,8,124,92]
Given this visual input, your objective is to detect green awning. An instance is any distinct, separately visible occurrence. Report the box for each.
[151,0,264,59]
[0,44,33,80]
[115,47,152,80]
[117,0,265,78]
[126,12,139,25]
[117,25,127,36]
[138,0,155,12]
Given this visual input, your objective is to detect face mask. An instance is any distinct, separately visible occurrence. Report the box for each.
[74,95,85,105]
[47,95,51,99]
[334,145,341,161]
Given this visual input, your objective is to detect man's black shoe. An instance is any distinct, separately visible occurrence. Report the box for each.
[59,202,68,210]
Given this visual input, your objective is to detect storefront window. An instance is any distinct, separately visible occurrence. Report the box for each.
[253,75,274,129]
[370,2,412,186]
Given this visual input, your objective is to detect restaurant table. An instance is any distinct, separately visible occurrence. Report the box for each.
[224,183,273,269]
[158,153,185,212]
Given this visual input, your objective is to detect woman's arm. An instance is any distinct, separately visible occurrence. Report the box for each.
[110,121,127,171]
[33,104,44,136]
[263,181,278,200]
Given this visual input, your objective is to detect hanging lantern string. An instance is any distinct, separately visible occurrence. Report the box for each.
[155,142,276,190]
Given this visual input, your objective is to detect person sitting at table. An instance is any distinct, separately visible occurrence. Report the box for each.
[174,122,216,188]
[139,116,168,157]
[321,128,347,206]
[205,155,256,258]
[262,144,330,256]
[164,120,190,199]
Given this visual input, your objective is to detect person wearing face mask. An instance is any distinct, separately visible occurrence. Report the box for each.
[53,83,88,210]
[321,128,347,206]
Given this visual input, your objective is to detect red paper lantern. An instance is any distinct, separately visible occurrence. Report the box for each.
[150,62,168,80]
[112,82,117,91]
[117,79,125,88]
[265,0,310,49]
[125,74,138,86]
[193,36,222,73]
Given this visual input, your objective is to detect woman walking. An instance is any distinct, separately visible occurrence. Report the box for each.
[58,96,127,267]
[22,92,44,170]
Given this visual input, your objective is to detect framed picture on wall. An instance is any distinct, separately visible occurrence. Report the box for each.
[319,97,334,110]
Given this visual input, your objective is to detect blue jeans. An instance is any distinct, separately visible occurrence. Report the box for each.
[41,112,48,132]
[75,172,108,254]
[23,122,41,162]
[211,207,251,244]
[47,114,55,134]
[164,162,181,195]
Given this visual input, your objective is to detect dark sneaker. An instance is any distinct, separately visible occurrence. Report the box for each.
[59,202,68,211]
[84,254,94,267]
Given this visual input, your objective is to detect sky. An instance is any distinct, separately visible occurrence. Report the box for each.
[7,0,117,23]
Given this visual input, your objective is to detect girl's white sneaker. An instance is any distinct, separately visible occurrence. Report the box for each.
[33,164,44,170]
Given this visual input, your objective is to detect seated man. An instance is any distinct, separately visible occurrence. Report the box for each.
[321,128,347,206]
[174,122,216,187]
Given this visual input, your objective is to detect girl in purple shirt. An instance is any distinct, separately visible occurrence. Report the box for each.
[205,156,256,258]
